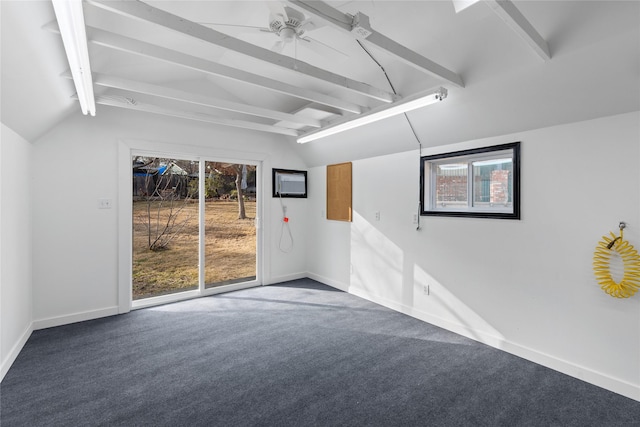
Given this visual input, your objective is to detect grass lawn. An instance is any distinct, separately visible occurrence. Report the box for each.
[132,200,256,300]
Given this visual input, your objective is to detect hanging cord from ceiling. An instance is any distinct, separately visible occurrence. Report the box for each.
[357,40,423,230]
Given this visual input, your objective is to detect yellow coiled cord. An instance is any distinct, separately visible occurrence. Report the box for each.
[593,226,640,298]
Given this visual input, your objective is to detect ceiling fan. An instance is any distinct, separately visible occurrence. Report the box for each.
[199,2,346,59]
[264,3,319,52]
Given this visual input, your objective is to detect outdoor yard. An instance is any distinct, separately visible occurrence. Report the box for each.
[132,200,256,300]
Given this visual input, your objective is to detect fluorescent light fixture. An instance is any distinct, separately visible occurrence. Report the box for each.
[52,0,96,116]
[297,87,447,144]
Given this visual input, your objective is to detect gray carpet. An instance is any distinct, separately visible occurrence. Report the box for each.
[1,279,639,426]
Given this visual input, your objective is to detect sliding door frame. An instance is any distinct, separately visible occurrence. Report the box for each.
[117,139,267,313]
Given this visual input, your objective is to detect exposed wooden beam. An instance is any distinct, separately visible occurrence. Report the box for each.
[485,0,551,61]
[86,0,397,103]
[44,21,363,114]
[63,71,322,128]
[91,95,300,137]
[289,1,464,88]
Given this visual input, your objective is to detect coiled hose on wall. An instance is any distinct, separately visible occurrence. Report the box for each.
[593,223,640,298]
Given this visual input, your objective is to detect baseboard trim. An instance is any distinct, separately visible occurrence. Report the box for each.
[306,272,349,292]
[347,285,640,402]
[1,323,33,383]
[33,306,120,330]
[264,272,307,286]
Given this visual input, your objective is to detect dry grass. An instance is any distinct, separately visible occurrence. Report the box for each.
[132,200,256,300]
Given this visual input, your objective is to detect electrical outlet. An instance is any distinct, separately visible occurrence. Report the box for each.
[412,214,419,224]
[375,211,380,221]
[423,285,430,295]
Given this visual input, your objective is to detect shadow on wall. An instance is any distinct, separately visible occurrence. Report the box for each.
[350,210,505,344]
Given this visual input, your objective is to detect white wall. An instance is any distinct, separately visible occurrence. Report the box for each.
[307,111,640,401]
[31,108,308,327]
[1,123,33,381]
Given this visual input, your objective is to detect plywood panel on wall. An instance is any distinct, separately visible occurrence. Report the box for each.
[327,162,352,222]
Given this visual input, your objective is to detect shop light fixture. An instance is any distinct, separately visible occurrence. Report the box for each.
[52,0,96,116]
[297,87,447,144]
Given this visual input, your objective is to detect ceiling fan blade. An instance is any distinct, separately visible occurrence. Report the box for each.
[266,2,288,20]
[199,23,270,32]
[272,40,285,53]
[301,36,348,60]
[299,18,323,33]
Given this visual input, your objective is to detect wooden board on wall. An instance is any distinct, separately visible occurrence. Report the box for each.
[327,162,352,222]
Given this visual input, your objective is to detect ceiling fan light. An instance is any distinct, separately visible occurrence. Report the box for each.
[281,27,296,42]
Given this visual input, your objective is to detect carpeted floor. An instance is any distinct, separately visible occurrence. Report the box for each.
[1,278,639,426]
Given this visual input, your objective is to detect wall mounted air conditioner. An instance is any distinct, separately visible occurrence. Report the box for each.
[273,169,307,198]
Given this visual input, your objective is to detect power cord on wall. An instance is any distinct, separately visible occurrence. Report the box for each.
[278,193,294,253]
[357,40,423,230]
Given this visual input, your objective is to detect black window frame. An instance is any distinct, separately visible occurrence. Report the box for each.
[420,142,521,220]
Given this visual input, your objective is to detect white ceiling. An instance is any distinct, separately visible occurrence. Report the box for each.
[1,1,638,166]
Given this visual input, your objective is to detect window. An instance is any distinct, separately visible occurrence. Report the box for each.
[420,142,520,219]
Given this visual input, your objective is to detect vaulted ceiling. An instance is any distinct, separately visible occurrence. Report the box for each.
[2,1,639,164]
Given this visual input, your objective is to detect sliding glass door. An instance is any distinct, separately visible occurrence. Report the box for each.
[203,161,257,288]
[131,155,258,303]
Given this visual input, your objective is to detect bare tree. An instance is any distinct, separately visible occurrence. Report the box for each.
[208,162,255,220]
[232,164,247,220]
[135,158,195,251]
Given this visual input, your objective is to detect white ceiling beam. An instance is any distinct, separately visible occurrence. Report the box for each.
[91,95,300,137]
[44,22,363,114]
[364,31,464,88]
[90,29,364,115]
[485,0,551,61]
[289,1,464,88]
[63,71,322,128]
[289,1,353,32]
[86,0,397,103]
